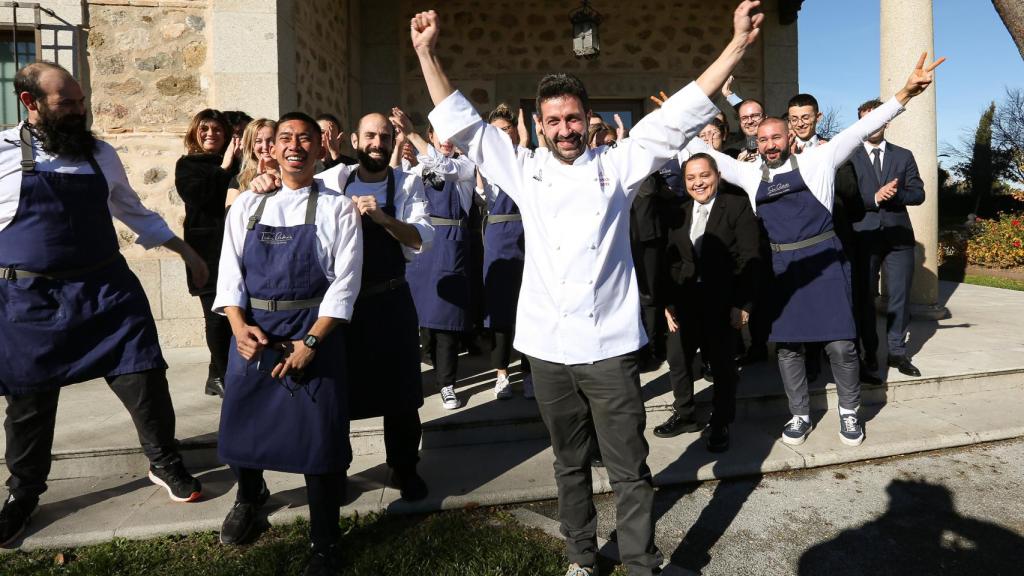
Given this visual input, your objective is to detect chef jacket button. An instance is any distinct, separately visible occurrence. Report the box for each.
[588,280,594,285]
[589,244,596,250]
[588,312,594,318]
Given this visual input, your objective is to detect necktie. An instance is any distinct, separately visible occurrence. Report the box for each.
[872,148,883,183]
[690,203,709,255]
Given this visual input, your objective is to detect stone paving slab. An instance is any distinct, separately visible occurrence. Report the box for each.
[5,386,1024,552]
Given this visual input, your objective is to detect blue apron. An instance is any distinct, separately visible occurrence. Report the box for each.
[218,185,351,474]
[342,169,423,419]
[405,172,471,332]
[754,156,856,343]
[0,126,164,395]
[482,187,524,330]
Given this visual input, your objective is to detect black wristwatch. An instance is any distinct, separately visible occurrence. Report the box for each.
[302,334,320,350]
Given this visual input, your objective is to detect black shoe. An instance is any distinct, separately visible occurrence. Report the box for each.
[0,493,38,548]
[305,544,341,576]
[205,376,225,397]
[653,411,703,438]
[859,366,884,385]
[705,424,730,453]
[149,460,202,503]
[391,467,428,502]
[220,482,269,545]
[702,362,714,382]
[888,355,922,377]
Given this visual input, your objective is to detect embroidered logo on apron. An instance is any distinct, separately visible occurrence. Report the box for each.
[259,231,294,245]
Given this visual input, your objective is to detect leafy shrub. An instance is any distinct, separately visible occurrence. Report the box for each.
[966,211,1024,268]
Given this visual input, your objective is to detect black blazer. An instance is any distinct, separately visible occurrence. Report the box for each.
[174,154,237,295]
[660,189,761,312]
[850,142,925,247]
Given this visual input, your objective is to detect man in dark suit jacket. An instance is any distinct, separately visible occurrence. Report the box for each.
[851,98,925,378]
[653,152,760,452]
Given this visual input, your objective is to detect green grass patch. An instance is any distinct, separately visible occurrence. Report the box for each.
[0,508,627,576]
[962,274,1024,291]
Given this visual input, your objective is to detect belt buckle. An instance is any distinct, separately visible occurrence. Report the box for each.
[1,267,15,280]
[771,244,781,253]
[267,299,278,312]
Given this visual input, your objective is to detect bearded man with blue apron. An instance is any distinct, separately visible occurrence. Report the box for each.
[403,128,475,411]
[317,111,434,503]
[687,53,943,448]
[213,113,362,575]
[0,63,210,546]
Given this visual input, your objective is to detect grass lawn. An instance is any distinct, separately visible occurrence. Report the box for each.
[962,274,1024,291]
[0,508,628,576]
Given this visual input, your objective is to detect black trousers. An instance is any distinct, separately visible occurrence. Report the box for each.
[422,328,460,389]
[234,467,344,549]
[199,292,231,380]
[632,238,664,358]
[528,352,662,575]
[664,293,738,426]
[4,369,180,499]
[856,230,915,359]
[384,409,422,471]
[491,329,531,373]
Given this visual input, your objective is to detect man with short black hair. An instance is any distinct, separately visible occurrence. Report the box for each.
[412,4,764,575]
[0,62,209,545]
[316,113,356,169]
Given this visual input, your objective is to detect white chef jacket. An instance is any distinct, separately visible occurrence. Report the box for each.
[0,123,174,248]
[688,97,905,215]
[429,82,718,364]
[316,162,434,261]
[213,181,363,321]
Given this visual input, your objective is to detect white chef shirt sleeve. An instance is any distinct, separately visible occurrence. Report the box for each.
[318,197,363,320]
[95,142,175,249]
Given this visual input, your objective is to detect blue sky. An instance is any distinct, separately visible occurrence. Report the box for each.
[798,1,1024,157]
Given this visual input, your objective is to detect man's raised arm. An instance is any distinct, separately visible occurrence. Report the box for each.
[695,1,764,98]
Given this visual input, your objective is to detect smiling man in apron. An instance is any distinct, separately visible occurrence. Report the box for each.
[688,53,944,448]
[0,62,210,546]
[213,112,362,575]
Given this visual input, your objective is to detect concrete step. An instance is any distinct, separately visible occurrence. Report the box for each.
[8,386,1024,552]
[5,281,1024,479]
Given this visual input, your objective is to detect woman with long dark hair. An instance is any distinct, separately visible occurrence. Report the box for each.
[175,109,241,397]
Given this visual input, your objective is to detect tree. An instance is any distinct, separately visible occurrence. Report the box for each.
[991,87,1024,186]
[993,0,1024,61]
[816,106,842,140]
[970,103,996,215]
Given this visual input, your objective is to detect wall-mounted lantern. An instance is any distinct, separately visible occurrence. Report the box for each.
[570,0,601,59]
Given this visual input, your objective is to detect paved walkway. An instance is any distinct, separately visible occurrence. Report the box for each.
[2,281,1024,550]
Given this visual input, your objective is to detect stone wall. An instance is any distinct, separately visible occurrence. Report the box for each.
[294,0,352,126]
[393,0,768,125]
[87,0,214,347]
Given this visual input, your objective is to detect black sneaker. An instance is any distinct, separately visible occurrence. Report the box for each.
[149,461,202,503]
[705,424,730,453]
[391,467,428,502]
[781,416,813,445]
[305,544,341,576]
[839,412,865,446]
[0,493,38,547]
[220,482,270,545]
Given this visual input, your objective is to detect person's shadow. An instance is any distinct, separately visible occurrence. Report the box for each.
[798,479,1024,575]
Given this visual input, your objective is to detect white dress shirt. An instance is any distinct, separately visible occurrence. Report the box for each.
[688,97,905,215]
[863,140,888,168]
[316,163,434,261]
[795,133,824,151]
[415,145,476,214]
[213,182,363,320]
[0,124,174,248]
[429,82,717,364]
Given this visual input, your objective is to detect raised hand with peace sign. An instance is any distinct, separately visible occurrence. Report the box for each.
[896,52,946,104]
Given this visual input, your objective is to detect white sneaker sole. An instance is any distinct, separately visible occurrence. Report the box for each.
[839,432,865,446]
[781,424,812,445]
[148,471,201,503]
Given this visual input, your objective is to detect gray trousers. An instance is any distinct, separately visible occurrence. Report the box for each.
[777,340,861,415]
[528,353,662,576]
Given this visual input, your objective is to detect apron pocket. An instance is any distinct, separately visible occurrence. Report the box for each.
[2,280,66,324]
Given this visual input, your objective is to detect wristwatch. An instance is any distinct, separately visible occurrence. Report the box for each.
[302,334,320,350]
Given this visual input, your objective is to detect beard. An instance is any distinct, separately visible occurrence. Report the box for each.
[763,147,791,169]
[543,128,588,163]
[33,103,97,160]
[357,146,391,173]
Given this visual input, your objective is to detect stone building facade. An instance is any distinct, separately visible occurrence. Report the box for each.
[0,0,801,347]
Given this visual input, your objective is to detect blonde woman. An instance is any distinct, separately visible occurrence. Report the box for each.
[226,118,277,207]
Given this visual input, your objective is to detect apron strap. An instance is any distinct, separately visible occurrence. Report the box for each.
[19,124,35,173]
[760,153,800,182]
[247,191,277,230]
[343,167,396,208]
[305,182,320,225]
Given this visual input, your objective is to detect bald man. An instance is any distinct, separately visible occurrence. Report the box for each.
[318,113,434,501]
[0,62,210,545]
